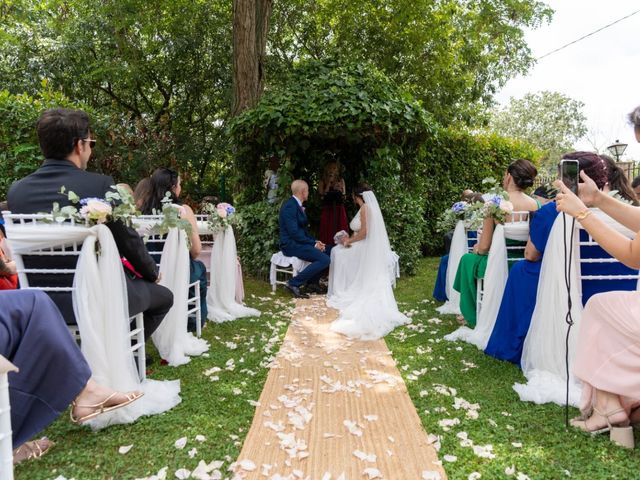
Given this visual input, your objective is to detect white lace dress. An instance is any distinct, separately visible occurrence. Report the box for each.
[327,194,409,341]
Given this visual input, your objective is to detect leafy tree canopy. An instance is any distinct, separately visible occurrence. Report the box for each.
[268,0,553,124]
[230,59,434,203]
[0,0,233,194]
[488,90,588,170]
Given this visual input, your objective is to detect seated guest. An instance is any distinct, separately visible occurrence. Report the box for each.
[532,184,556,206]
[133,177,152,210]
[6,108,173,339]
[0,227,17,290]
[484,152,636,365]
[632,175,640,198]
[548,105,640,447]
[433,192,483,302]
[140,167,208,329]
[453,159,539,327]
[555,168,640,447]
[2,290,142,463]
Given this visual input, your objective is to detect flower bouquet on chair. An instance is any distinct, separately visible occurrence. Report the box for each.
[204,202,236,234]
[333,230,349,246]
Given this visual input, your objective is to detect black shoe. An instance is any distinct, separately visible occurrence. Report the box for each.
[304,283,327,295]
[284,283,309,298]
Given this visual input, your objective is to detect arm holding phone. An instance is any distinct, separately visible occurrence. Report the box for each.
[555,172,640,269]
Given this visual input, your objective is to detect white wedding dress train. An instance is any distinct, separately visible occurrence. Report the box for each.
[327,192,409,340]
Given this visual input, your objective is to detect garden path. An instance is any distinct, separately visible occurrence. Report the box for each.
[232,296,445,479]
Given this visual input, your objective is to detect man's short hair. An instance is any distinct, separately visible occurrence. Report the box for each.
[291,179,307,195]
[36,108,91,159]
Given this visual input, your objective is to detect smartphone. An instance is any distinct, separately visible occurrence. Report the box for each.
[559,159,579,195]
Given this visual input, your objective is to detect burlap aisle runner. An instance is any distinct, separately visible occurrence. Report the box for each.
[231,297,446,480]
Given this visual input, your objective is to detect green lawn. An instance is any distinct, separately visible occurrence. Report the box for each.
[17,258,638,479]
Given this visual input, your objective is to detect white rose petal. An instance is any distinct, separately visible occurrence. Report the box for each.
[119,444,133,454]
[363,467,383,479]
[505,465,516,476]
[353,450,377,462]
[443,455,457,463]
[174,469,191,479]
[188,448,197,458]
[194,435,206,443]
[421,471,442,480]
[468,473,481,480]
[174,437,188,449]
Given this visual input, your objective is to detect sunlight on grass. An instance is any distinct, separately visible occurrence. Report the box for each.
[16,259,637,480]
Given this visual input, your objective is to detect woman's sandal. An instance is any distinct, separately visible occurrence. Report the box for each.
[13,437,54,465]
[571,406,634,449]
[70,391,144,424]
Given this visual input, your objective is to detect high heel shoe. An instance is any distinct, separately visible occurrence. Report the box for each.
[571,407,634,449]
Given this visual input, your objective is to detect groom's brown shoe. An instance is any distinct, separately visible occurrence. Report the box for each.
[284,283,309,299]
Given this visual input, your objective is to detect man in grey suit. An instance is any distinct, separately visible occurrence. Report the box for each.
[7,108,172,339]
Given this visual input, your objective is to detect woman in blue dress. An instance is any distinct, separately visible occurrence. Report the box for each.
[484,152,636,365]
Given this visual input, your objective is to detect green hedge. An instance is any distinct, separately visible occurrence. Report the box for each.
[420,127,542,254]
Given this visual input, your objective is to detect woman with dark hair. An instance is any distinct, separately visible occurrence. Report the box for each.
[601,155,639,206]
[549,112,640,448]
[484,152,636,365]
[327,183,409,340]
[453,159,539,327]
[141,168,207,328]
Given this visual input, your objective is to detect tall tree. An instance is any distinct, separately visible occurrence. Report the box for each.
[268,0,553,125]
[489,91,588,169]
[232,0,272,117]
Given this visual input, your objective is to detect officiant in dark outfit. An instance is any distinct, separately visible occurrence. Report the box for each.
[279,179,331,298]
[6,108,173,338]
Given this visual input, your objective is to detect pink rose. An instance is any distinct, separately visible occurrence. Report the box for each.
[80,199,112,224]
[499,200,514,213]
[217,206,228,218]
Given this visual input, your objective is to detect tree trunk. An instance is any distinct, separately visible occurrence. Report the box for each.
[232,0,272,117]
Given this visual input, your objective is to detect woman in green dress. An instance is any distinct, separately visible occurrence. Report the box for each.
[453,159,539,327]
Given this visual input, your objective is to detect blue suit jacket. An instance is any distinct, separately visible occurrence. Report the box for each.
[279,196,315,251]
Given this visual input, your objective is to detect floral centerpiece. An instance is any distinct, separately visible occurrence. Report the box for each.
[204,202,236,234]
[51,184,139,227]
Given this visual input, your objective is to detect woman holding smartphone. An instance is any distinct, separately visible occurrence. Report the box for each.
[552,107,640,448]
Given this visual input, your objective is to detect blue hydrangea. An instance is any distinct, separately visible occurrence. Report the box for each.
[451,201,468,214]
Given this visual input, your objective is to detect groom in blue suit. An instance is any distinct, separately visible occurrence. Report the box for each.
[279,180,331,298]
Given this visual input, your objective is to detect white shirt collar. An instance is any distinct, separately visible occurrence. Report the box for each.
[293,195,303,208]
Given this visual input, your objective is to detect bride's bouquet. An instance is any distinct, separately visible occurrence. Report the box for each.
[333,229,349,246]
[479,178,513,225]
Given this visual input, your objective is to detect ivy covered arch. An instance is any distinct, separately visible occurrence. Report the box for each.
[230,60,434,274]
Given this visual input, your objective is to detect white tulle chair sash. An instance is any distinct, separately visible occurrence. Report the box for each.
[436,221,466,315]
[444,219,529,348]
[6,222,180,428]
[206,226,260,323]
[515,209,636,406]
[151,228,209,366]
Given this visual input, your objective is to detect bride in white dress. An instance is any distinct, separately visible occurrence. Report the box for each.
[327,186,409,340]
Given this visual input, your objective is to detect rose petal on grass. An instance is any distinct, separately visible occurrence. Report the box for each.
[119,444,133,454]
[174,469,191,479]
[174,437,187,449]
[443,455,457,463]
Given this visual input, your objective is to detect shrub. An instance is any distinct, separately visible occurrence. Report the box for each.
[235,201,282,277]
